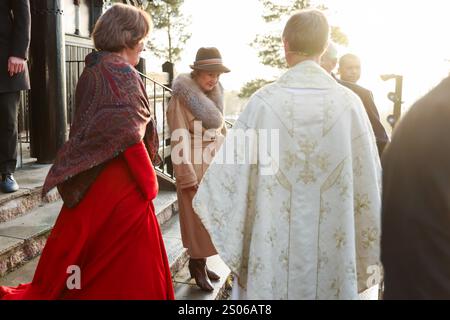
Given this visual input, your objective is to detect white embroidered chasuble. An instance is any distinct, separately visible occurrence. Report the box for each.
[193,61,382,299]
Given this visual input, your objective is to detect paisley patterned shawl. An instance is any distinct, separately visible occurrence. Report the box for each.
[42,51,160,208]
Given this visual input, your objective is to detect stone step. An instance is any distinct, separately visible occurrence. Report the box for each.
[0,163,178,224]
[0,164,58,224]
[0,200,61,278]
[0,255,40,286]
[0,189,179,278]
[0,213,189,290]
[160,212,188,276]
[154,189,178,226]
[174,255,232,300]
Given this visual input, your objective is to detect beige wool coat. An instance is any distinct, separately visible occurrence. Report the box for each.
[167,74,226,258]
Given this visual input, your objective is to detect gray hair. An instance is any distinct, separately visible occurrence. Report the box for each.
[323,42,338,60]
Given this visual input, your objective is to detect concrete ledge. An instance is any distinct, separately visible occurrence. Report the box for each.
[154,190,178,226]
[0,164,58,223]
[174,255,232,300]
[0,200,62,277]
[0,188,60,224]
[0,232,51,278]
[0,255,39,286]
[161,214,188,276]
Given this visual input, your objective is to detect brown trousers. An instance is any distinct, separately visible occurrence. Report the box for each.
[177,186,217,258]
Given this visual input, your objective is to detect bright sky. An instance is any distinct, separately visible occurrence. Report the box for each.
[324,0,450,122]
[147,0,450,126]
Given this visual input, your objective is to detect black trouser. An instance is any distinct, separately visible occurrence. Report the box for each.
[0,91,20,174]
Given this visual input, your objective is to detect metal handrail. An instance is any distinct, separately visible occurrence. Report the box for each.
[136,71,172,91]
[225,120,234,128]
[136,70,175,182]
[137,70,235,127]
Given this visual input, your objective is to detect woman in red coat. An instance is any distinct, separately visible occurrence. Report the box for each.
[0,4,174,300]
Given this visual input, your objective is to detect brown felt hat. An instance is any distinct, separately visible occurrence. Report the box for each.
[190,47,230,73]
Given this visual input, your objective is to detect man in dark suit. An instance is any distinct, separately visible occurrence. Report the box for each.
[321,45,389,156]
[381,75,450,299]
[338,53,361,84]
[339,79,389,156]
[0,0,31,193]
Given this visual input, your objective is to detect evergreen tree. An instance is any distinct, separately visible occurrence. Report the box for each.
[240,0,348,98]
[238,79,274,98]
[146,0,191,63]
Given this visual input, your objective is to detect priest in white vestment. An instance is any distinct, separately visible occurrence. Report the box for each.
[193,9,382,300]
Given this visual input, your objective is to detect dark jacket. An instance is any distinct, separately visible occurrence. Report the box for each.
[381,76,450,299]
[336,78,390,156]
[0,0,31,93]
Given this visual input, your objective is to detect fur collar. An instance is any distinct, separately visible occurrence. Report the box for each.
[172,73,224,129]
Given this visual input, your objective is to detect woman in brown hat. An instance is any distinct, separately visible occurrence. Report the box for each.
[167,47,230,291]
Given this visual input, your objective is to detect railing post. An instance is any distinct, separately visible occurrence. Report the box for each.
[381,74,404,130]
[162,61,174,88]
[135,57,146,74]
[136,70,177,185]
[162,61,174,176]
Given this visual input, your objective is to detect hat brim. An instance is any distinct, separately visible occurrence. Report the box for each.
[190,64,230,73]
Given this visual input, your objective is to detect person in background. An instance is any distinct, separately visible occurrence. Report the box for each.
[193,10,382,299]
[167,47,229,292]
[381,75,450,299]
[338,53,361,84]
[0,3,174,300]
[0,0,31,193]
[320,42,338,74]
[322,47,389,156]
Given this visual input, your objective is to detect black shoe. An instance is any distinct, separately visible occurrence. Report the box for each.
[1,173,19,193]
